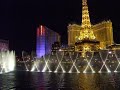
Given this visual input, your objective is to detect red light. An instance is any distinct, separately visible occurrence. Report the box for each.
[37,25,45,36]
[40,25,45,36]
[42,26,45,35]
[37,28,40,36]
[41,25,42,35]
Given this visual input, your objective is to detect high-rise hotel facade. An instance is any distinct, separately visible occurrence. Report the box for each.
[36,25,60,58]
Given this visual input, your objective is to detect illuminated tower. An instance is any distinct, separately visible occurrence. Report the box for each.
[75,0,99,54]
[68,0,114,50]
[77,0,95,40]
[36,25,60,58]
[36,25,45,58]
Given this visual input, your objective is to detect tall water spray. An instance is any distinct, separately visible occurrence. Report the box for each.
[29,50,120,73]
[0,51,16,74]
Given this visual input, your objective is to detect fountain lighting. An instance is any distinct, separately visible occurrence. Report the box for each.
[114,64,120,72]
[24,50,120,73]
[26,69,29,71]
[24,61,29,71]
[98,71,101,73]
[31,66,35,72]
[54,71,57,73]
[31,60,40,72]
[114,71,118,73]
[107,70,111,73]
[42,55,52,72]
[54,62,66,73]
[83,52,95,73]
[0,51,16,74]
[114,51,120,72]
[68,71,72,73]
[98,50,111,73]
[22,51,29,71]
[49,71,52,72]
[108,51,112,54]
[68,53,80,73]
[114,62,120,72]
[54,52,66,73]
[83,71,87,73]
[34,61,40,72]
[63,70,66,73]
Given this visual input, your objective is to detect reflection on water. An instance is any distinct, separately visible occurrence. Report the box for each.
[0,71,120,90]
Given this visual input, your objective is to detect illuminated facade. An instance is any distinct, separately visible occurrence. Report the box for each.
[74,0,99,53]
[68,0,114,50]
[68,24,81,46]
[36,25,60,58]
[0,39,9,51]
[92,20,114,49]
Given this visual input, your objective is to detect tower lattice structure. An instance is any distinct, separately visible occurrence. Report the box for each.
[75,0,99,54]
[77,0,95,41]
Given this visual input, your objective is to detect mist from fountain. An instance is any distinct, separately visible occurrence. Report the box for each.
[0,51,16,74]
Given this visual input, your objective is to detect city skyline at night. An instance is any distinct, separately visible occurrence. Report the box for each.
[1,1,120,89]
[0,0,120,54]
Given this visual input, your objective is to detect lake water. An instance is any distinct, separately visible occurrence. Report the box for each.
[0,71,120,90]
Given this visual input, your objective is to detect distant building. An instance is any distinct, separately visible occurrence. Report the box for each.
[51,42,61,54]
[0,39,9,51]
[68,0,114,50]
[36,25,60,58]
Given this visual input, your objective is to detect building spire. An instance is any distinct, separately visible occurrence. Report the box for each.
[78,0,95,40]
[81,0,91,28]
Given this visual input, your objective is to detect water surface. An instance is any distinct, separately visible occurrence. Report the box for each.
[0,71,120,90]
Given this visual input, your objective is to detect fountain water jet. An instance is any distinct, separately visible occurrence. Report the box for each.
[31,58,40,72]
[28,50,120,73]
[114,50,120,72]
[0,51,16,74]
[42,55,52,72]
[54,52,66,73]
[68,52,80,73]
[98,50,111,73]
[83,52,95,73]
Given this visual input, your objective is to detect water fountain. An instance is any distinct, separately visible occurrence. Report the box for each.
[68,52,80,73]
[26,50,120,73]
[0,51,16,74]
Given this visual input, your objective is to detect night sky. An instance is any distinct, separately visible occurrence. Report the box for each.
[0,0,120,54]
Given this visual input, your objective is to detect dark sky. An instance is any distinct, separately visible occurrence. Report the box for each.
[0,0,120,54]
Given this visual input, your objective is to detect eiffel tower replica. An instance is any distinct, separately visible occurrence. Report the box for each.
[75,0,100,56]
